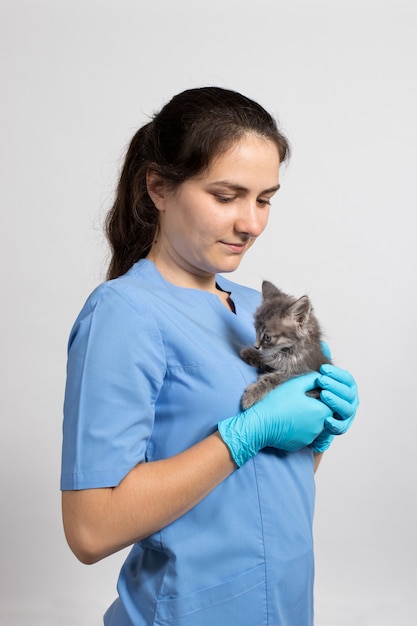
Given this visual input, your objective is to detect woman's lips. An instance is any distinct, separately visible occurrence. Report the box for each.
[219,241,247,253]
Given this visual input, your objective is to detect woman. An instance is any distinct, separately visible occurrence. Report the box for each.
[61,87,358,626]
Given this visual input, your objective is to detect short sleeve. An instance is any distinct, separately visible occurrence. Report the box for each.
[60,283,166,490]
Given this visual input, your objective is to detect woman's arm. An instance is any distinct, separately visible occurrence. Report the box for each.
[63,371,335,564]
[62,431,235,565]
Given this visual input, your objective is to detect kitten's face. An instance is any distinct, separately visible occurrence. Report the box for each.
[253,288,312,366]
[254,306,299,354]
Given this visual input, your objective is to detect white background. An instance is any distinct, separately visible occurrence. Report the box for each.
[1,1,416,624]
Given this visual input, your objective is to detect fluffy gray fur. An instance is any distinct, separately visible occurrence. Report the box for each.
[240,280,331,409]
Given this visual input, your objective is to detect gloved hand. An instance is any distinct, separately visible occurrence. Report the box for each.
[309,341,335,453]
[321,340,332,360]
[310,426,335,453]
[218,372,333,467]
[318,364,359,435]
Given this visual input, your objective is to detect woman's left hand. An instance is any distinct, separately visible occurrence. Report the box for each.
[318,364,359,435]
[310,426,334,453]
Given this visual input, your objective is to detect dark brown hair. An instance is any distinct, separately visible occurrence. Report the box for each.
[105,87,290,279]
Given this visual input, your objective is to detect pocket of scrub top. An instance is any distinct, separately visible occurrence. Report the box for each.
[153,563,266,625]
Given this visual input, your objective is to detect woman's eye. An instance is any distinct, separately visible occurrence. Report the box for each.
[257,198,271,207]
[215,195,234,203]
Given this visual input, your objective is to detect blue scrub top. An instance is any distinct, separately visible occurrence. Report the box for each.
[61,259,316,626]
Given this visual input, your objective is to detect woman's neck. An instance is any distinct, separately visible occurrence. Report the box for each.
[146,250,218,294]
[146,255,235,311]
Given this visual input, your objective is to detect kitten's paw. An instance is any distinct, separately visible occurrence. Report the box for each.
[241,391,254,410]
[240,346,260,366]
[241,384,265,410]
[306,387,321,399]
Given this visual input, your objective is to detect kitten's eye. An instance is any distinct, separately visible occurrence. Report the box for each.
[262,333,271,344]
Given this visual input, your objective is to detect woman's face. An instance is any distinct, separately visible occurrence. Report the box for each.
[147,133,281,287]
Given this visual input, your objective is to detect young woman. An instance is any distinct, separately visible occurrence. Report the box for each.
[61,87,358,626]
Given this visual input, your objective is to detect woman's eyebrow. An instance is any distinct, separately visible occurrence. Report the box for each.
[208,180,281,193]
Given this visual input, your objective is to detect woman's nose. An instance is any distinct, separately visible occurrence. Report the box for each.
[235,202,268,238]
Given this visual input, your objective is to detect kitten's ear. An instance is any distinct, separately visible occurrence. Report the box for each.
[262,280,281,299]
[289,296,311,324]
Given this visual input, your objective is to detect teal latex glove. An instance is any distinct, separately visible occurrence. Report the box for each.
[218,372,333,467]
[321,340,332,360]
[310,341,335,453]
[310,426,335,453]
[318,364,359,435]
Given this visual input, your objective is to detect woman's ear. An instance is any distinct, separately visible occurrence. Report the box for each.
[146,168,169,211]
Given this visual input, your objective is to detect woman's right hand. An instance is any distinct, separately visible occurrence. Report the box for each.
[218,372,333,467]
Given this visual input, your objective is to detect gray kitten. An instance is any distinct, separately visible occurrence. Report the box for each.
[240,280,331,409]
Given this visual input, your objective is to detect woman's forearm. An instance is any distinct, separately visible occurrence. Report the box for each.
[62,431,236,564]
